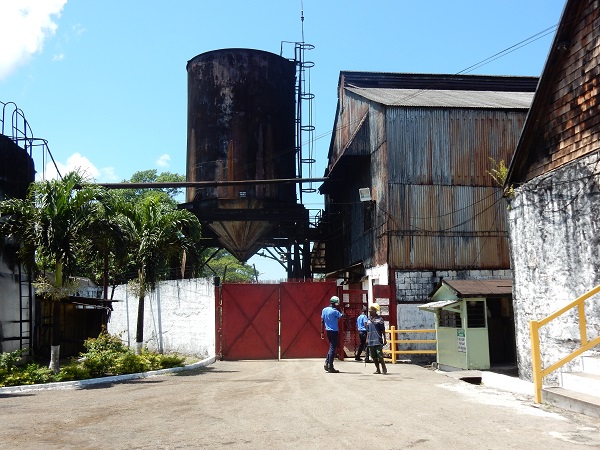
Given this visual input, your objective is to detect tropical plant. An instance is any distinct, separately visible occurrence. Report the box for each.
[116,169,185,207]
[0,171,105,372]
[201,249,258,282]
[118,194,201,353]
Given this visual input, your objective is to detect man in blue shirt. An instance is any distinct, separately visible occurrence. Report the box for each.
[321,295,343,373]
[355,306,368,361]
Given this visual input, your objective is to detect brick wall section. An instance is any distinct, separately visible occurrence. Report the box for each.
[395,269,512,303]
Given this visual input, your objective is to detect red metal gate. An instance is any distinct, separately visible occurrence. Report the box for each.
[218,283,279,360]
[217,281,393,360]
[279,281,336,359]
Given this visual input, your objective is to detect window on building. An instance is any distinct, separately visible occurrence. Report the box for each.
[467,301,486,328]
[439,309,461,328]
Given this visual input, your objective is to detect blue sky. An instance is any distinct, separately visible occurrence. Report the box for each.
[1,0,566,279]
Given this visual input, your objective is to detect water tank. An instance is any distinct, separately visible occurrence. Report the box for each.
[186,49,298,261]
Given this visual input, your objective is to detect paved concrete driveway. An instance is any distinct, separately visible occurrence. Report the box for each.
[1,359,599,449]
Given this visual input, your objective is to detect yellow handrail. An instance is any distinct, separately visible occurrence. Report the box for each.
[384,326,436,364]
[530,284,600,403]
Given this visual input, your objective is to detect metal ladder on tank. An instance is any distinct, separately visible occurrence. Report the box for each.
[17,264,33,356]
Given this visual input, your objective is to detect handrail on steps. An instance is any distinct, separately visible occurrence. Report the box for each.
[530,284,600,403]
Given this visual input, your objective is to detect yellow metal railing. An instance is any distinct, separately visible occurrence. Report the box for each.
[530,284,600,403]
[384,326,436,364]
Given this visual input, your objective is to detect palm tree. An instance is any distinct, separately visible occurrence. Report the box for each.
[79,191,129,300]
[0,171,105,372]
[119,194,201,353]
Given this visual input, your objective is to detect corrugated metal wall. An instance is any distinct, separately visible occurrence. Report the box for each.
[381,107,525,269]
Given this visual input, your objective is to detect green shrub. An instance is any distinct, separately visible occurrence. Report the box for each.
[0,330,189,387]
[1,363,55,386]
[156,353,186,369]
[56,362,91,381]
[0,349,25,370]
[113,352,149,375]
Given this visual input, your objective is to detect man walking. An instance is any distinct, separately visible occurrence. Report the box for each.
[366,303,387,374]
[355,306,368,361]
[321,295,343,373]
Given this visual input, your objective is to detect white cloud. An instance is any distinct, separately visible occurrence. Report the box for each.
[37,152,118,183]
[156,154,171,168]
[52,52,64,62]
[0,0,68,80]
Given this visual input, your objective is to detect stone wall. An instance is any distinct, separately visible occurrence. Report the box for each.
[108,278,216,358]
[508,151,600,383]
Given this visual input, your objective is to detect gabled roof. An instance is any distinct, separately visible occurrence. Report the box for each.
[339,71,537,109]
[430,279,513,299]
[505,0,585,185]
[345,87,534,109]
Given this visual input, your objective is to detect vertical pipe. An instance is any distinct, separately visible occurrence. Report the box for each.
[390,325,397,364]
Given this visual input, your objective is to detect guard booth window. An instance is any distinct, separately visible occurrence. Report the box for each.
[467,301,486,327]
[439,309,461,328]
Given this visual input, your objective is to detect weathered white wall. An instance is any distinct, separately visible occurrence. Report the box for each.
[508,152,600,384]
[108,278,216,358]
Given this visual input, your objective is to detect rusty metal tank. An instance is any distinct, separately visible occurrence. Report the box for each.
[186,48,297,261]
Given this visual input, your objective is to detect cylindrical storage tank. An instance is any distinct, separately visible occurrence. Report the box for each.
[186,48,297,205]
[0,134,35,201]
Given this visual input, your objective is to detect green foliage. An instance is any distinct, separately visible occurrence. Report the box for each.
[488,158,515,199]
[0,330,187,387]
[201,249,257,282]
[0,348,25,370]
[115,169,185,208]
[1,364,55,387]
[0,350,57,387]
[55,362,91,381]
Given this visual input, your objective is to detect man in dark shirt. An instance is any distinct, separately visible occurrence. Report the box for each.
[366,304,387,374]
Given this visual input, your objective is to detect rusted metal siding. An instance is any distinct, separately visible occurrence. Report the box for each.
[386,182,510,269]
[386,108,526,186]
[329,89,370,172]
[186,49,296,202]
[185,49,297,260]
[379,106,523,270]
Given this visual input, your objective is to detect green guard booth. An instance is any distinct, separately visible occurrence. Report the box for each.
[419,279,513,371]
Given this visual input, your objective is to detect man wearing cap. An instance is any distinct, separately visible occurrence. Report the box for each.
[366,303,387,374]
[321,296,343,373]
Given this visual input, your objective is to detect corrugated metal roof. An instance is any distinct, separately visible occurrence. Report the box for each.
[442,279,513,297]
[345,87,534,109]
[418,300,461,311]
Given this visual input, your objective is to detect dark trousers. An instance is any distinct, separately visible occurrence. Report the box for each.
[357,331,367,358]
[325,330,339,368]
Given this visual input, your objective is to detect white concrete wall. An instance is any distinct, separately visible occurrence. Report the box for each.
[508,152,600,384]
[108,278,216,358]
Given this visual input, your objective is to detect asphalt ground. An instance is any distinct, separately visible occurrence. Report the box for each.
[1,359,599,449]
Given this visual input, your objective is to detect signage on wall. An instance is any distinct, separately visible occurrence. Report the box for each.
[457,329,466,353]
